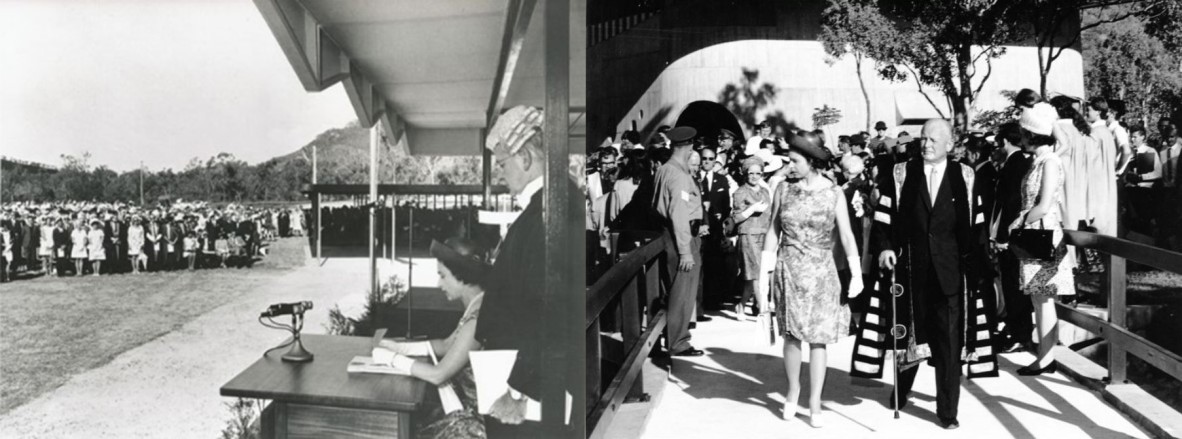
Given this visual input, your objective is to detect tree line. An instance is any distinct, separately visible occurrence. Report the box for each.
[0,122,488,203]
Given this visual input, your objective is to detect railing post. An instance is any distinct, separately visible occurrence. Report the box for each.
[1107,254,1128,384]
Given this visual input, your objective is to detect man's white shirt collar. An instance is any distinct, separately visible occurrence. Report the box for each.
[516,177,544,210]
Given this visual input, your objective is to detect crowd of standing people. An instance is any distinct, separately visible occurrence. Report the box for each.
[585,91,1180,430]
[0,201,306,282]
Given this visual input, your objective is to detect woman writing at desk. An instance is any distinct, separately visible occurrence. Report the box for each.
[377,237,489,439]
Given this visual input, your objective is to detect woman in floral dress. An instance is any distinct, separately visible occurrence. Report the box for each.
[762,132,864,426]
[376,238,490,439]
[1011,103,1076,375]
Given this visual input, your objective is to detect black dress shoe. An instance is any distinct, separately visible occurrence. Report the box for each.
[697,315,713,322]
[672,347,705,357]
[688,322,697,329]
[1017,361,1057,376]
[940,419,960,430]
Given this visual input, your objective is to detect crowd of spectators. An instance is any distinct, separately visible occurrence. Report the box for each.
[0,201,306,282]
[585,94,1181,346]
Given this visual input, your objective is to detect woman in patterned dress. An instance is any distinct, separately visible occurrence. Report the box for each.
[1011,103,1076,375]
[376,238,490,439]
[762,132,864,426]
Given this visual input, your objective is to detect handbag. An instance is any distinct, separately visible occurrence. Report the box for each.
[1010,218,1055,261]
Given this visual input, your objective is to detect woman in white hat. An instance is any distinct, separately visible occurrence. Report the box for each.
[70,219,89,276]
[87,219,106,276]
[1010,103,1076,375]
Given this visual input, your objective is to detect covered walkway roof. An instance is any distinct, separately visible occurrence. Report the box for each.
[254,0,586,156]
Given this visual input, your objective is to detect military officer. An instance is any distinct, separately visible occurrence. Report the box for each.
[652,126,708,357]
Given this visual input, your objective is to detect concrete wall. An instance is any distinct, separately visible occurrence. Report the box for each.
[612,39,1085,146]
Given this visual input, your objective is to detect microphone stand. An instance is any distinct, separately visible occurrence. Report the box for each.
[281,311,314,363]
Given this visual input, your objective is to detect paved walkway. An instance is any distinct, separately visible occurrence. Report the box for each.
[0,251,439,438]
[640,309,1151,439]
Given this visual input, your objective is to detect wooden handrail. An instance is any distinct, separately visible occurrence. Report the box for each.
[1055,229,1182,385]
[585,232,669,439]
[586,234,668,327]
[1063,230,1182,274]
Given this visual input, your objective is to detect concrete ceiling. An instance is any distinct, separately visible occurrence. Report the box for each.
[255,0,585,156]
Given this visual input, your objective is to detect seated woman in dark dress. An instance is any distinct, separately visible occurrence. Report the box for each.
[376,237,489,439]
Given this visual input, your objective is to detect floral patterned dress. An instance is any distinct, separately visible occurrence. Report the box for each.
[771,181,850,344]
[416,296,485,439]
[1014,147,1077,297]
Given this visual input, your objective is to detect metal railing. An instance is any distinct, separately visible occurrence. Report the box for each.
[586,231,668,439]
[1057,230,1182,385]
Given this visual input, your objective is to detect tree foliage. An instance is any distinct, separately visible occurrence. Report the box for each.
[1084,11,1182,133]
[821,0,1026,132]
[1,121,488,203]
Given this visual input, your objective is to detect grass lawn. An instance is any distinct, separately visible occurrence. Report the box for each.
[0,238,307,415]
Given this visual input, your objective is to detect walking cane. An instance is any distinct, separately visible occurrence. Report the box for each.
[888,268,906,420]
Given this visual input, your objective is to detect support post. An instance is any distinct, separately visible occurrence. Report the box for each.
[313,145,321,259]
[541,0,575,433]
[370,125,379,305]
[1107,254,1128,384]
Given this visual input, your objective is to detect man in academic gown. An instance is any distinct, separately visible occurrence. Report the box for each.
[867,119,992,430]
[476,106,583,438]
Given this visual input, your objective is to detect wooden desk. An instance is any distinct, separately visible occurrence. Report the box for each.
[221,334,427,438]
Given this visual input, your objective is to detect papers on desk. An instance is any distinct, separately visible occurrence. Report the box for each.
[469,350,571,424]
[346,356,410,375]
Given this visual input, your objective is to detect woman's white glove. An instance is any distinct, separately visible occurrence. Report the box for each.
[761,250,776,273]
[389,354,416,372]
[379,339,431,356]
[742,201,769,218]
[847,256,864,298]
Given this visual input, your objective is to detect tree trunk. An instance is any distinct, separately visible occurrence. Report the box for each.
[855,53,871,132]
[955,45,974,132]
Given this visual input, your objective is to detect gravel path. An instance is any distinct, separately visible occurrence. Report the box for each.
[0,249,438,438]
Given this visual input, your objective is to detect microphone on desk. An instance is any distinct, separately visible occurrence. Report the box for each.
[259,301,314,363]
[260,301,313,318]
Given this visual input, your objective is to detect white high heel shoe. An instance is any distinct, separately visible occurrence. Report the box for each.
[809,409,824,428]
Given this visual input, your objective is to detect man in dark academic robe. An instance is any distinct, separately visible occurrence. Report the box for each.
[859,120,993,430]
[475,106,582,438]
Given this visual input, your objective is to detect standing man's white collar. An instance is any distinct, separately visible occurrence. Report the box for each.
[516,177,544,210]
[924,158,948,172]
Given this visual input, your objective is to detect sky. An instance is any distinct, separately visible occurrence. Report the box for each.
[0,0,358,173]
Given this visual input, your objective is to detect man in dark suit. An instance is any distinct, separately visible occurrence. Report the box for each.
[697,146,731,315]
[53,216,71,276]
[104,211,127,274]
[872,119,989,430]
[476,106,582,438]
[990,122,1034,352]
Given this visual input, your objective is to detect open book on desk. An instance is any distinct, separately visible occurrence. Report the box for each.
[346,356,411,375]
[469,350,571,424]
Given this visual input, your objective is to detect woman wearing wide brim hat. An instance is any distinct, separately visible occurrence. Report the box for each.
[374,237,491,439]
[762,129,863,426]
